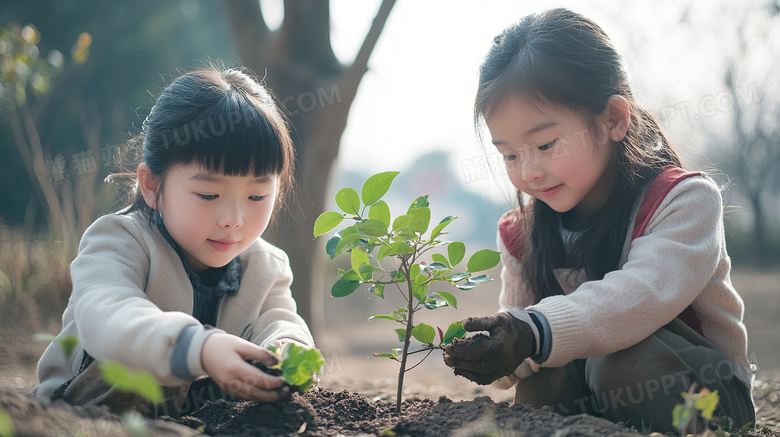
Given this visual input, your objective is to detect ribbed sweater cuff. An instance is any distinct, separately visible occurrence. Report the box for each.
[527,296,588,367]
[171,325,224,381]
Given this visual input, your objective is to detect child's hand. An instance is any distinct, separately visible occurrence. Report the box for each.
[201,332,288,402]
[442,312,536,385]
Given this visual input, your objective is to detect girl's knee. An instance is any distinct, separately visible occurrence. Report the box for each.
[585,344,693,404]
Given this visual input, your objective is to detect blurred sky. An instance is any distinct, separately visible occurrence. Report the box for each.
[263,0,774,207]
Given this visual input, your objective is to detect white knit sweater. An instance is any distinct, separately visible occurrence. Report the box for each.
[34,209,314,399]
[495,174,754,387]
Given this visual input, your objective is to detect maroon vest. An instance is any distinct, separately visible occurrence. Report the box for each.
[498,165,705,337]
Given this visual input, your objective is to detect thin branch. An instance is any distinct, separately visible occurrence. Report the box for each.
[341,0,396,99]
[405,348,435,372]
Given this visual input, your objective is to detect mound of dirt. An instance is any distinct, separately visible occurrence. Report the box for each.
[175,387,640,436]
[1,386,641,437]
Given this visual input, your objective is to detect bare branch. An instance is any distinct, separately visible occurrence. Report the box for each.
[342,0,396,97]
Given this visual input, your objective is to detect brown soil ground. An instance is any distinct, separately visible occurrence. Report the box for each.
[1,268,778,436]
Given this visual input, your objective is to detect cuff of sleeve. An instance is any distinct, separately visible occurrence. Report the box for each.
[527,296,588,367]
[499,307,540,356]
[528,310,552,363]
[171,325,225,381]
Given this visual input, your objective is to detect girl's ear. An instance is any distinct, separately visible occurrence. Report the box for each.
[137,163,160,209]
[602,95,631,142]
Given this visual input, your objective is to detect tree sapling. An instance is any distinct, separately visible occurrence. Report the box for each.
[313,171,500,413]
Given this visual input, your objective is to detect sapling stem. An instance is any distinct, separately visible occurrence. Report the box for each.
[396,259,415,415]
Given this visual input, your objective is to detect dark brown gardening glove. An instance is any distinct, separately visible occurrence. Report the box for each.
[442,312,537,385]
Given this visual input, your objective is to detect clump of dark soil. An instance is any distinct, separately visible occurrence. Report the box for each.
[174,387,640,436]
[5,384,780,437]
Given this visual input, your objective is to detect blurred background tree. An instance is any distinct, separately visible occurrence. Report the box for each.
[700,1,780,262]
[0,0,397,331]
[222,0,396,330]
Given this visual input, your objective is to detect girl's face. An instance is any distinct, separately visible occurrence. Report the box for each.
[155,163,278,272]
[487,98,617,219]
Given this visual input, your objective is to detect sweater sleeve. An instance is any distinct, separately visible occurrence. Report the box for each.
[528,176,725,368]
[70,214,202,386]
[242,250,315,349]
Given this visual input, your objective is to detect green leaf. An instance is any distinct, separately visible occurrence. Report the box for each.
[0,407,15,437]
[466,249,501,272]
[423,262,449,271]
[408,195,429,211]
[377,242,415,260]
[443,321,467,344]
[390,308,408,322]
[423,298,448,309]
[56,336,80,359]
[351,247,370,274]
[434,291,458,308]
[335,187,361,215]
[409,264,421,279]
[395,328,407,342]
[431,253,451,268]
[370,283,385,298]
[454,281,479,291]
[430,216,457,240]
[280,343,325,392]
[369,200,391,228]
[448,242,466,267]
[98,361,163,403]
[335,235,363,257]
[368,314,396,321]
[411,323,435,345]
[313,211,344,237]
[355,219,388,237]
[468,274,493,283]
[412,282,428,303]
[325,235,340,260]
[361,171,400,206]
[392,214,413,233]
[407,207,431,233]
[331,270,362,297]
[31,334,81,360]
[448,272,470,282]
[358,264,380,281]
[374,353,396,359]
[671,403,690,431]
[695,389,720,420]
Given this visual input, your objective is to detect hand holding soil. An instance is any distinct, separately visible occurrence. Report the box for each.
[200,332,287,402]
[443,312,536,385]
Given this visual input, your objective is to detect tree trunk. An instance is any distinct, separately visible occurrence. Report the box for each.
[223,0,396,333]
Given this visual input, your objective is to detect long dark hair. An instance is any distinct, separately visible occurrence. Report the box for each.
[475,8,682,301]
[115,67,295,219]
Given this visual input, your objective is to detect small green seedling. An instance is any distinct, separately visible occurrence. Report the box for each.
[672,383,720,435]
[264,343,325,393]
[314,171,500,413]
[99,361,164,404]
[0,407,14,437]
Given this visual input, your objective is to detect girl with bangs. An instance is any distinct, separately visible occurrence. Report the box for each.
[32,68,314,416]
[443,9,755,432]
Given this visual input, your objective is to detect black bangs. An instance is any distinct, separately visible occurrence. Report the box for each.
[121,68,296,218]
[159,92,287,178]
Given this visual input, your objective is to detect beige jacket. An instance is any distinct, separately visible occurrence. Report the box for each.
[34,209,314,399]
[495,173,754,386]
